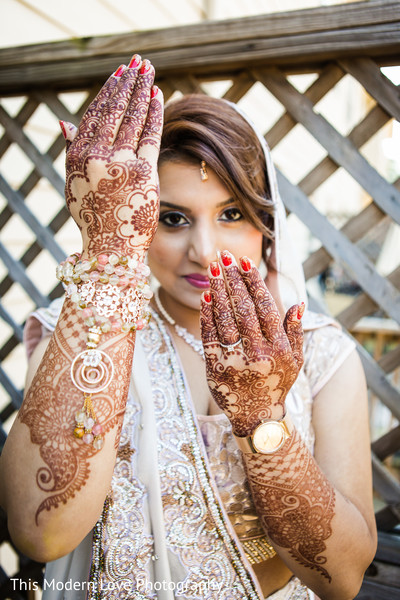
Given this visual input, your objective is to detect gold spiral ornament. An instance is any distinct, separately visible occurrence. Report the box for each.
[70,350,114,394]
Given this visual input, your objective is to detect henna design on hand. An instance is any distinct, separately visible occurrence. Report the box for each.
[200,256,303,436]
[202,255,334,582]
[245,430,335,582]
[18,58,162,523]
[64,58,163,258]
[19,300,134,522]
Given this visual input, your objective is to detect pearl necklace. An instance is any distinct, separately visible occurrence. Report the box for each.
[154,288,205,360]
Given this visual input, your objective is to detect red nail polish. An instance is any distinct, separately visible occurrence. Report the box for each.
[151,85,158,98]
[221,251,232,267]
[128,55,141,69]
[203,291,212,303]
[240,257,252,272]
[210,262,220,277]
[59,120,67,139]
[297,302,305,320]
[114,65,125,77]
[140,61,151,74]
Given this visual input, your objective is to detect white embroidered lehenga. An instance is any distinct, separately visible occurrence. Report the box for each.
[25,300,355,600]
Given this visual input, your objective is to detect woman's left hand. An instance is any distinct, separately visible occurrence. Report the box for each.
[200,250,304,437]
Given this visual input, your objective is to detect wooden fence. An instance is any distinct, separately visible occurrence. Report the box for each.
[0,1,399,597]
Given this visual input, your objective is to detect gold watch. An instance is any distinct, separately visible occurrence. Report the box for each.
[234,413,293,454]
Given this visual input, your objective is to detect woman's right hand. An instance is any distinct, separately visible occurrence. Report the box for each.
[60,54,163,259]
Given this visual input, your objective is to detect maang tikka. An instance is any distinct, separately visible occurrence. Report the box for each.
[200,160,208,181]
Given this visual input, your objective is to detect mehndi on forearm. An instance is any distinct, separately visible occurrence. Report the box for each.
[19,296,136,523]
[244,429,335,582]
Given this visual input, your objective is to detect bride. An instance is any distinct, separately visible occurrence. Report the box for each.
[0,55,376,600]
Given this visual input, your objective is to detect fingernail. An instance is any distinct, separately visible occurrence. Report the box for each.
[140,60,151,74]
[297,302,305,320]
[113,64,125,77]
[151,85,159,98]
[128,54,141,69]
[221,250,232,267]
[203,290,212,303]
[210,262,220,277]
[59,120,67,139]
[240,257,252,272]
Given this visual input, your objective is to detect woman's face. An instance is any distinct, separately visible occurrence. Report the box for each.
[148,161,264,313]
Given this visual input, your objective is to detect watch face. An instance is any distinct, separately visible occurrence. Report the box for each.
[252,421,286,453]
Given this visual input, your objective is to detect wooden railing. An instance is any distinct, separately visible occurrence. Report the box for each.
[0,1,399,597]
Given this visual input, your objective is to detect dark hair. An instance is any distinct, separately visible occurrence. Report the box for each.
[160,95,274,256]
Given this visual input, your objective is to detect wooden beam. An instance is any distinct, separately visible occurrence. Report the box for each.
[256,67,400,226]
[303,202,388,281]
[0,243,49,308]
[372,426,400,461]
[0,2,399,95]
[338,266,400,329]
[375,506,400,533]
[299,103,393,198]
[2,1,399,65]
[372,452,400,505]
[266,63,344,149]
[0,305,23,344]
[356,342,400,422]
[0,176,66,263]
[33,89,83,123]
[0,86,95,262]
[0,105,65,197]
[379,345,400,374]
[306,297,400,422]
[0,96,39,159]
[19,85,99,201]
[376,531,400,564]
[0,368,23,411]
[360,575,400,597]
[339,57,400,122]
[223,73,255,104]
[167,76,205,95]
[277,171,400,325]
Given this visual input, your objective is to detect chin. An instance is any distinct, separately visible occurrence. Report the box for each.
[158,282,202,312]
[176,285,203,311]
[182,292,202,311]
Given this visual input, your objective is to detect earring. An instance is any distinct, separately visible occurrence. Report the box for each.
[258,259,268,281]
[200,160,208,181]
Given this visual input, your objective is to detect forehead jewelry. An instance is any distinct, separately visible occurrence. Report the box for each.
[200,160,208,182]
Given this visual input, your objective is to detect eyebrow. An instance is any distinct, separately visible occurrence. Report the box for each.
[159,199,235,212]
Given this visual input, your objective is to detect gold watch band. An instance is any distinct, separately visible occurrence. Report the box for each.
[234,413,293,454]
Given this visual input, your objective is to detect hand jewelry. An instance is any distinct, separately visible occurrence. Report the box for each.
[219,339,242,352]
[57,252,153,450]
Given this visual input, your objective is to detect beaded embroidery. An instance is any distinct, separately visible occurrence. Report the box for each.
[143,312,262,599]
[64,309,352,599]
[88,401,155,599]
[87,310,263,599]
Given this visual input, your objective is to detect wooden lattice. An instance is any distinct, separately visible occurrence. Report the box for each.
[0,1,399,598]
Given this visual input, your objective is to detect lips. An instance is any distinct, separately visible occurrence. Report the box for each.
[183,273,210,289]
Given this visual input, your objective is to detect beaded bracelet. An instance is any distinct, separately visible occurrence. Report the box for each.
[56,252,153,451]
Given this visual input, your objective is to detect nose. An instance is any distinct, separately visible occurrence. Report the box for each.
[187,223,218,268]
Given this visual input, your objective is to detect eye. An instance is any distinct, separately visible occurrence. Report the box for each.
[220,207,243,222]
[159,210,189,227]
